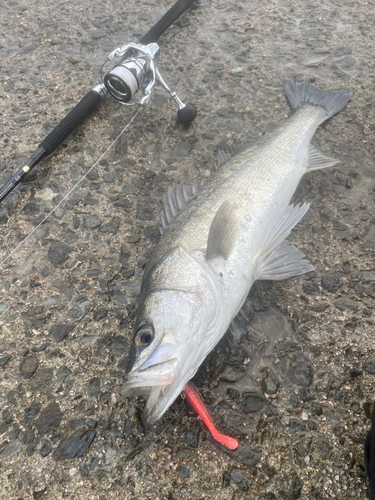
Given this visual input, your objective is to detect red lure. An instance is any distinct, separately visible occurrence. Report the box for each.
[183,382,238,450]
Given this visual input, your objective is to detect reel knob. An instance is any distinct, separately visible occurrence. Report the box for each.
[177,103,197,125]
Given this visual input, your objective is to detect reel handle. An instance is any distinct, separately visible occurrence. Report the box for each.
[177,103,197,125]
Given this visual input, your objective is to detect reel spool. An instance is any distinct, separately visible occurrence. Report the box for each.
[101,42,197,124]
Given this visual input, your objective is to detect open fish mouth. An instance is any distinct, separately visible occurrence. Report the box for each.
[120,357,180,425]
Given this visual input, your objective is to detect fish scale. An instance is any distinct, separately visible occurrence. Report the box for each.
[121,78,352,427]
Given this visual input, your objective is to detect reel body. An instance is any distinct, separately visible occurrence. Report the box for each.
[101,42,197,123]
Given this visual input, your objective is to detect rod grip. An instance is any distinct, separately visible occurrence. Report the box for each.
[39,90,102,155]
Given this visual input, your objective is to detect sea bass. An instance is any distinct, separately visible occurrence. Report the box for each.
[121,79,352,426]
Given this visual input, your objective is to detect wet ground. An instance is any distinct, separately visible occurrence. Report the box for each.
[0,0,375,498]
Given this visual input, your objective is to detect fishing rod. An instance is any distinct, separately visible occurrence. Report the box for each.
[0,0,197,204]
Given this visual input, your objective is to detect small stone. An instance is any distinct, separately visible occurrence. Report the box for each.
[87,377,100,398]
[231,471,243,484]
[321,275,343,293]
[48,240,72,268]
[56,365,72,381]
[222,471,231,487]
[0,440,21,458]
[0,355,11,368]
[19,356,38,379]
[364,360,375,375]
[100,217,121,234]
[40,440,53,457]
[242,393,266,413]
[178,467,190,479]
[93,308,107,320]
[183,427,199,448]
[83,215,101,229]
[109,336,128,356]
[50,323,75,342]
[68,296,90,321]
[311,402,323,416]
[2,409,14,425]
[261,373,280,395]
[168,137,197,161]
[302,282,318,295]
[144,225,161,243]
[289,472,303,499]
[24,402,42,423]
[136,196,157,221]
[54,430,96,460]
[35,402,63,435]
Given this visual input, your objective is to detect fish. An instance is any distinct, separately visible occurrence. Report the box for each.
[120,78,353,426]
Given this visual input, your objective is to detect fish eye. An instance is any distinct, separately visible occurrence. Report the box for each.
[135,324,154,346]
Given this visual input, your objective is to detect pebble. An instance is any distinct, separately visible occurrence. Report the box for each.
[321,275,343,293]
[99,217,121,234]
[242,393,266,413]
[54,430,96,461]
[19,356,38,379]
[83,215,101,229]
[49,323,75,342]
[35,402,63,435]
[178,467,190,479]
[40,440,53,457]
[87,377,101,398]
[56,365,72,381]
[48,240,72,268]
[68,296,90,321]
[364,360,375,375]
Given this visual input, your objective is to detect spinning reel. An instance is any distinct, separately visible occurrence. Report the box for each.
[101,42,197,125]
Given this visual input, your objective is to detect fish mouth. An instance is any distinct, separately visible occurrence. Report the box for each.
[120,352,183,426]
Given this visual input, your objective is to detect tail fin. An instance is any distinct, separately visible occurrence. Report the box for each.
[283,78,352,120]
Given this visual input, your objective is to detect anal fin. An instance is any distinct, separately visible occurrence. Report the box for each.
[255,203,313,281]
[308,145,339,171]
[257,240,314,281]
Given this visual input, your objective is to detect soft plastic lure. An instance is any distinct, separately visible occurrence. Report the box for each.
[183,382,238,450]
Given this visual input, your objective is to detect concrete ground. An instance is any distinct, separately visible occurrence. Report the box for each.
[0,0,374,498]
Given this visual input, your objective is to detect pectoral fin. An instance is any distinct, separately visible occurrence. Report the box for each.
[206,200,237,261]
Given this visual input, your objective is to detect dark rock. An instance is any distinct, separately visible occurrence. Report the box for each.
[35,402,63,435]
[302,282,318,295]
[24,402,42,423]
[99,413,110,429]
[103,171,120,184]
[113,197,132,209]
[242,393,266,413]
[349,368,362,378]
[40,440,53,457]
[232,446,261,467]
[87,377,100,398]
[321,275,343,293]
[136,196,157,221]
[100,217,121,234]
[231,471,244,484]
[168,136,197,161]
[119,244,131,265]
[286,352,314,387]
[50,323,75,342]
[23,429,35,445]
[289,419,306,432]
[109,336,128,356]
[2,409,14,425]
[0,354,11,368]
[83,215,101,229]
[222,471,231,487]
[314,434,331,459]
[144,225,161,243]
[94,308,108,320]
[0,440,21,458]
[289,472,304,499]
[19,356,38,379]
[184,427,199,448]
[68,296,90,321]
[109,285,127,305]
[56,365,72,381]
[29,368,55,393]
[364,360,375,375]
[48,240,72,268]
[308,420,317,431]
[261,373,280,395]
[178,467,190,479]
[108,135,127,162]
[54,430,96,460]
[264,404,279,417]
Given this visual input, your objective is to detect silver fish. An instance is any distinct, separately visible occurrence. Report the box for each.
[121,79,352,425]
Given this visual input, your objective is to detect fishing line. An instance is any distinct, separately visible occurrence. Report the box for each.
[0,107,142,271]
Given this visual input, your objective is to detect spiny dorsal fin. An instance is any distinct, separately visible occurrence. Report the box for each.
[206,200,237,261]
[159,181,204,234]
[307,145,339,171]
[217,141,254,168]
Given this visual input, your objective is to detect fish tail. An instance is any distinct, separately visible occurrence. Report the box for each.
[283,78,352,122]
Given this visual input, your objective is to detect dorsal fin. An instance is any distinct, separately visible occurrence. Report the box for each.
[217,141,254,168]
[159,181,204,234]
